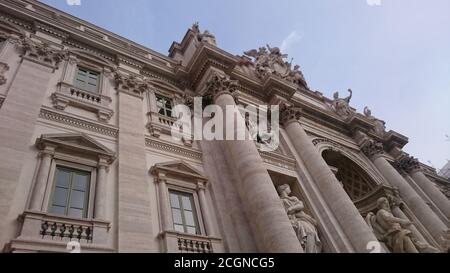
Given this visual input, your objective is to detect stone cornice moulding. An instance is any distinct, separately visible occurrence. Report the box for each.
[39,107,119,138]
[145,137,203,162]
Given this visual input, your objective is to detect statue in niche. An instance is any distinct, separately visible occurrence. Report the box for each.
[331,89,355,119]
[277,184,322,253]
[366,197,440,253]
[364,106,386,137]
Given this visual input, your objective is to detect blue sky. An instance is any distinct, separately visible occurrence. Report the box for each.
[41,0,450,170]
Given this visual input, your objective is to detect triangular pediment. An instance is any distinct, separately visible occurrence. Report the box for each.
[150,160,206,181]
[36,133,115,159]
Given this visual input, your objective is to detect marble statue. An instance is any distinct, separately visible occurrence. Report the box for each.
[192,22,217,46]
[364,106,386,137]
[243,45,308,88]
[277,184,321,253]
[332,89,355,119]
[366,197,440,253]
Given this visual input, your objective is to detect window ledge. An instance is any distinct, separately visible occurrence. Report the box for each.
[52,82,114,122]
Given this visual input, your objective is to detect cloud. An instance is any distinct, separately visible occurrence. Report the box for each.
[366,0,382,6]
[280,30,302,53]
[67,0,81,6]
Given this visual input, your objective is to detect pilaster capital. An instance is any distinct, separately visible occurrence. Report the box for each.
[280,103,302,126]
[395,154,422,174]
[18,38,65,69]
[360,139,384,159]
[114,73,148,97]
[98,155,110,169]
[197,180,208,191]
[206,72,239,101]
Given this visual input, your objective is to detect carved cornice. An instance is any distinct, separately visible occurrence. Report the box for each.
[395,154,422,174]
[33,21,69,40]
[280,104,301,126]
[39,108,118,138]
[145,137,202,161]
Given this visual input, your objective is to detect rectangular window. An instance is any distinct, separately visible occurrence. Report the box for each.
[49,166,91,219]
[169,191,200,235]
[74,67,100,93]
[156,94,174,117]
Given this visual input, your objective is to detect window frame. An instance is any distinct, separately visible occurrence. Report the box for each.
[169,190,201,235]
[47,166,92,219]
[73,66,101,94]
[43,159,97,219]
[155,93,174,118]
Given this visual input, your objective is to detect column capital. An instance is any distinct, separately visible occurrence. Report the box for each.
[196,180,208,191]
[395,154,422,174]
[280,104,302,126]
[360,139,384,158]
[114,73,148,98]
[206,72,239,101]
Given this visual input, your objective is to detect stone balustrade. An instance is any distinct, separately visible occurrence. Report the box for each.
[160,230,223,253]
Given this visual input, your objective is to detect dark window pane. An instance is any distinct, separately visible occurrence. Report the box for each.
[50,205,66,215]
[55,169,71,188]
[171,208,183,225]
[68,208,83,218]
[170,193,180,208]
[70,190,86,209]
[52,187,68,206]
[73,173,89,191]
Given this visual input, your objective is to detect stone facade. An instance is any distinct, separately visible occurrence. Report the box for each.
[0,0,449,253]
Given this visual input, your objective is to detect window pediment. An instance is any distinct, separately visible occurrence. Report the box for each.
[36,133,116,163]
[150,160,207,182]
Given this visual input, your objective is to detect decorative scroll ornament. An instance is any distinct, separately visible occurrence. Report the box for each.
[114,73,148,94]
[331,89,355,119]
[0,62,10,85]
[277,184,322,253]
[366,197,440,253]
[205,72,239,98]
[280,103,301,126]
[243,44,308,89]
[395,154,422,173]
[364,107,387,137]
[360,139,384,158]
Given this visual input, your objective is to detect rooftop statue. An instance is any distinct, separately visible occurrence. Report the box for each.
[243,45,308,88]
[331,89,355,119]
[364,106,387,137]
[192,22,217,46]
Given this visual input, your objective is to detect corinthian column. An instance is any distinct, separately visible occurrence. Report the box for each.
[281,106,379,253]
[360,140,448,245]
[396,155,450,222]
[207,72,303,253]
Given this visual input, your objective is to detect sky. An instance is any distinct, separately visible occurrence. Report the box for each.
[40,0,450,170]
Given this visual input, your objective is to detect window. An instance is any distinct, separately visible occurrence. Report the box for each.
[49,166,91,219]
[74,67,100,93]
[169,191,200,235]
[156,94,174,117]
